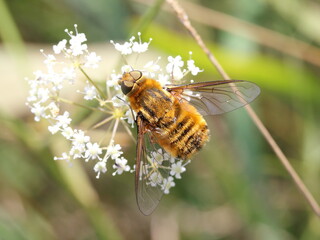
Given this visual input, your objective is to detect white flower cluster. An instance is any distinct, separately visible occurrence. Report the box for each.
[110,34,202,86]
[142,149,190,194]
[26,25,130,178]
[26,26,203,193]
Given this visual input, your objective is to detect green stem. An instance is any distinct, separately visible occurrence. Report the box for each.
[57,97,108,113]
[131,0,166,35]
[79,66,107,99]
[0,0,28,74]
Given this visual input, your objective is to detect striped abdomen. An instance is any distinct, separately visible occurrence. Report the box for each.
[157,99,209,160]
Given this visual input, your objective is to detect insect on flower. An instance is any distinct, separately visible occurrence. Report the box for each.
[118,69,260,215]
[26,26,260,216]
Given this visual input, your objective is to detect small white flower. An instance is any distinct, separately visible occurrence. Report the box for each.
[107,142,123,160]
[33,70,44,80]
[56,111,72,128]
[112,157,130,175]
[35,87,50,103]
[132,42,149,53]
[111,95,126,108]
[170,160,186,179]
[83,85,97,100]
[27,90,37,103]
[169,156,176,163]
[47,102,60,118]
[122,109,136,127]
[187,59,202,75]
[143,60,160,71]
[166,56,184,71]
[43,53,57,68]
[172,67,184,80]
[107,73,121,89]
[48,73,64,91]
[110,40,132,55]
[151,149,165,165]
[62,67,76,83]
[162,152,171,161]
[166,55,185,80]
[54,152,69,161]
[71,32,87,43]
[84,52,101,69]
[54,152,73,167]
[48,124,60,134]
[53,39,67,54]
[132,33,152,53]
[162,176,175,194]
[84,142,102,161]
[158,74,171,86]
[121,65,133,73]
[61,127,74,139]
[70,35,87,56]
[30,103,46,121]
[148,172,163,187]
[70,144,86,159]
[94,161,107,179]
[72,129,90,146]
[137,162,149,179]
[65,25,88,56]
[143,59,161,78]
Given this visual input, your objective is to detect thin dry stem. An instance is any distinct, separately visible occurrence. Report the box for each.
[135,0,320,67]
[166,0,320,217]
[180,1,320,68]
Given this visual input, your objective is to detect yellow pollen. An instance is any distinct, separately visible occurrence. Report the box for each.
[73,61,81,68]
[113,108,124,119]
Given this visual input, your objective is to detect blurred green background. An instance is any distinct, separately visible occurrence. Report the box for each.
[1,0,320,239]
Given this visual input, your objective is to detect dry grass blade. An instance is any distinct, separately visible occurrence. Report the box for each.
[166,0,320,217]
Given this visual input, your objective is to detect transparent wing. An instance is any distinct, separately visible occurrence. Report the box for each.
[135,115,172,215]
[166,80,260,116]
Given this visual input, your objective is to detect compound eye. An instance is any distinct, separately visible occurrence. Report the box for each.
[129,70,142,81]
[121,81,134,95]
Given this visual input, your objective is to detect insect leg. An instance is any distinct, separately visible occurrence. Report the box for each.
[116,96,136,122]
